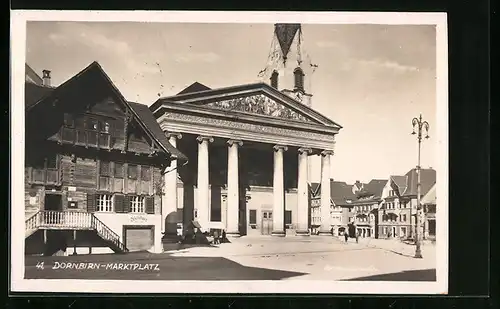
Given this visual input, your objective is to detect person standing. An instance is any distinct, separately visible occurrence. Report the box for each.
[213,229,220,245]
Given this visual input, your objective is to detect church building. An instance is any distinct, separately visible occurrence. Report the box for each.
[151,24,343,238]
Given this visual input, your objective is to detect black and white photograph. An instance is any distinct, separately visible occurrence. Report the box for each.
[10,11,448,294]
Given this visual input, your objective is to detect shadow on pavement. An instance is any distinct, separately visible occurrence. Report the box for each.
[343,268,436,282]
[24,251,307,281]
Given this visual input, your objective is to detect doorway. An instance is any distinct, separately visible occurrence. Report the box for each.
[261,210,273,235]
[44,193,62,225]
[44,193,62,211]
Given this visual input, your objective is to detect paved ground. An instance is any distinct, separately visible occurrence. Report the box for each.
[25,236,436,281]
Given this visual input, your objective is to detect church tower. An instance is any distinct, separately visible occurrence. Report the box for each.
[258,24,317,108]
[258,23,320,183]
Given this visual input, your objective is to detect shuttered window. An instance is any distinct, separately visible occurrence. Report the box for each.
[114,194,125,213]
[99,161,111,191]
[123,195,131,213]
[145,196,155,214]
[128,165,138,180]
[141,166,151,181]
[87,193,96,213]
[113,162,124,192]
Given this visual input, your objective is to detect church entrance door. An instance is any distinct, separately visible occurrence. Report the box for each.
[261,210,273,235]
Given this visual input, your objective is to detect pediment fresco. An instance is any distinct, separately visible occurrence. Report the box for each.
[204,93,316,123]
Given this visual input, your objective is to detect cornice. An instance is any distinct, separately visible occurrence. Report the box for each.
[158,112,336,151]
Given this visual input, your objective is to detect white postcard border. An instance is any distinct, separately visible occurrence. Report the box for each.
[10,10,448,295]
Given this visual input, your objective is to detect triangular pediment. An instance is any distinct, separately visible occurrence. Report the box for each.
[155,82,342,128]
[203,92,319,124]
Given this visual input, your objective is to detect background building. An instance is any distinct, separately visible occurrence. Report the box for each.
[379,168,436,239]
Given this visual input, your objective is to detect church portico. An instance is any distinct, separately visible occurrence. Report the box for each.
[152,81,341,238]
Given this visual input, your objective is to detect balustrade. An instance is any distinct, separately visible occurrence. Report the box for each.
[25,210,128,252]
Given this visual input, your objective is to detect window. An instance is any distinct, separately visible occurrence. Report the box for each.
[99,161,111,191]
[130,196,145,213]
[270,71,279,89]
[96,194,113,212]
[30,154,59,184]
[64,115,111,148]
[87,118,98,131]
[99,120,110,133]
[249,210,257,225]
[141,166,151,181]
[403,214,407,222]
[128,164,138,180]
[293,67,304,90]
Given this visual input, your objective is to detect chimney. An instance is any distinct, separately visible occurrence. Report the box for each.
[42,70,51,87]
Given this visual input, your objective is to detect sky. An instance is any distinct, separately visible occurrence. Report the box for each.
[26,21,437,184]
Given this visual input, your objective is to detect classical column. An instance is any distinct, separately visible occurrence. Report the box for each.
[272,145,287,236]
[296,147,312,236]
[319,150,334,235]
[162,132,182,237]
[196,135,214,232]
[226,139,243,237]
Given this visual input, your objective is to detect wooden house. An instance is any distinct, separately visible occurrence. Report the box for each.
[24,62,187,256]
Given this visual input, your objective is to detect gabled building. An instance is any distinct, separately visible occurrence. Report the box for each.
[350,179,386,238]
[310,180,358,236]
[421,182,436,239]
[379,168,436,239]
[24,62,187,256]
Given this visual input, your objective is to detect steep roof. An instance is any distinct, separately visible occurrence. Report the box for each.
[26,61,187,161]
[390,175,408,194]
[354,179,386,201]
[403,168,436,197]
[177,82,211,95]
[25,82,54,109]
[127,101,188,161]
[330,181,357,206]
[363,179,387,198]
[421,182,436,205]
[25,63,43,85]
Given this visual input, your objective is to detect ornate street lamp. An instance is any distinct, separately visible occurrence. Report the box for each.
[411,114,430,259]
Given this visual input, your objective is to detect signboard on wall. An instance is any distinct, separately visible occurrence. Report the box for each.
[311,199,321,207]
[130,215,148,224]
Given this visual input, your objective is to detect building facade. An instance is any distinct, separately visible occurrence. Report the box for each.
[378,168,436,239]
[152,24,342,238]
[422,182,436,240]
[24,62,187,256]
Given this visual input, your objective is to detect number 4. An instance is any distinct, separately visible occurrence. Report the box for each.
[36,261,44,270]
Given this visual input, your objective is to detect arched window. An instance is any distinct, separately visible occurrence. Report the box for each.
[293,67,304,91]
[270,71,279,89]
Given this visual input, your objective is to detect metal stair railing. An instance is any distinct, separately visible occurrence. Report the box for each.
[91,215,129,252]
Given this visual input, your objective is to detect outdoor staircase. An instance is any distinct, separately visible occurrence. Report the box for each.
[25,211,128,254]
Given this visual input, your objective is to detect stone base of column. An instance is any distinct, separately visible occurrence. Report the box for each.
[225,231,241,238]
[318,228,332,236]
[271,231,286,237]
[295,230,310,236]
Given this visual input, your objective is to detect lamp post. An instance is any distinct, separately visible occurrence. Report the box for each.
[411,114,430,259]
